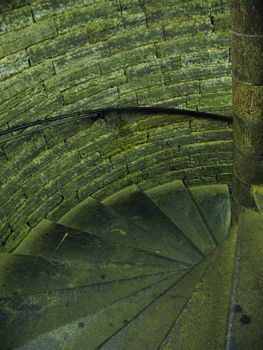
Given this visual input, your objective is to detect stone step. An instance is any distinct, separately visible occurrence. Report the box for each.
[145,180,216,255]
[159,223,237,350]
[103,184,202,265]
[0,274,184,349]
[0,252,188,297]
[189,184,231,244]
[58,197,191,263]
[97,251,217,350]
[14,219,180,267]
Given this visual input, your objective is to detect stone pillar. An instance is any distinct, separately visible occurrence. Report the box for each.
[232,0,263,214]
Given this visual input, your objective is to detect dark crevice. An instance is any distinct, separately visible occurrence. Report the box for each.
[210,15,215,32]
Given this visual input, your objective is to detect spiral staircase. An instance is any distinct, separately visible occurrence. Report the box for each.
[0,180,262,349]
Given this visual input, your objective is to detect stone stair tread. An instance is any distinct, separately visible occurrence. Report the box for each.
[58,197,189,263]
[145,180,216,255]
[97,250,217,350]
[0,180,235,349]
[189,184,231,244]
[0,271,184,349]
[228,209,263,350]
[103,184,202,265]
[159,223,237,350]
[14,219,180,267]
[0,252,188,297]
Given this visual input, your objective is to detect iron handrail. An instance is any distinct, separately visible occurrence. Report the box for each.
[0,106,233,138]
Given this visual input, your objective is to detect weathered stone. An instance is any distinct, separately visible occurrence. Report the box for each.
[181,48,229,66]
[0,50,29,81]
[231,0,263,35]
[233,79,263,122]
[0,5,33,34]
[164,63,231,85]
[232,34,263,84]
[27,29,89,65]
[0,62,54,104]
[63,70,126,105]
[119,73,164,95]
[44,63,100,93]
[137,81,199,105]
[164,16,212,39]
[52,42,109,74]
[55,4,120,34]
[31,0,98,21]
[233,146,263,184]
[232,173,256,208]
[156,32,230,58]
[0,18,57,59]
[108,27,164,54]
[99,45,156,74]
[200,76,232,94]
[232,0,263,212]
[233,115,263,156]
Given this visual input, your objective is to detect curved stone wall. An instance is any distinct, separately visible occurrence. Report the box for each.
[0,111,233,252]
[0,0,232,132]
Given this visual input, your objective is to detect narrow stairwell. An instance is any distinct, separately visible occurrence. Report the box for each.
[0,180,261,349]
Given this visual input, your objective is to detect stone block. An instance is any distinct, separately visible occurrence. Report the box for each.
[88,17,124,43]
[138,113,190,130]
[0,51,29,81]
[0,62,54,104]
[28,192,63,226]
[190,151,233,166]
[200,76,232,94]
[47,195,80,221]
[181,139,233,155]
[110,141,162,166]
[156,32,230,58]
[164,63,231,85]
[65,120,106,150]
[164,16,212,39]
[198,93,232,107]
[145,1,210,25]
[231,0,263,35]
[55,4,120,33]
[137,81,199,105]
[213,12,231,31]
[99,45,156,74]
[0,5,33,33]
[63,70,126,105]
[232,172,256,208]
[233,115,263,156]
[28,28,89,65]
[45,63,100,93]
[121,12,146,29]
[62,86,119,110]
[108,27,164,54]
[0,0,30,13]
[0,18,57,59]
[181,48,229,66]
[52,42,109,74]
[31,0,96,21]
[233,79,263,122]
[233,146,263,184]
[119,73,164,95]
[78,134,116,158]
[0,190,27,221]
[117,92,138,106]
[232,34,263,85]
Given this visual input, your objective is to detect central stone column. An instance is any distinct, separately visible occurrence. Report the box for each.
[232,0,263,216]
